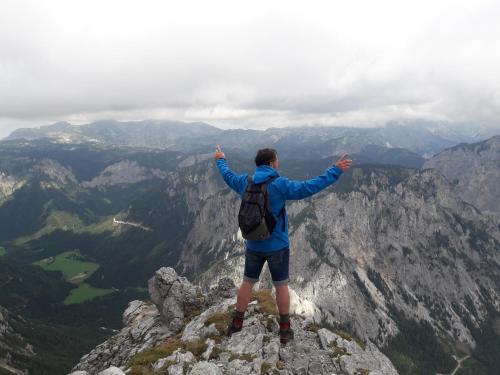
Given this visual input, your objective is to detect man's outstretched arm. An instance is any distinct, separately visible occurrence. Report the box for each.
[214,145,248,195]
[277,153,352,200]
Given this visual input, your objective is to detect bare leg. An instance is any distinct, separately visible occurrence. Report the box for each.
[236,280,255,312]
[275,284,290,315]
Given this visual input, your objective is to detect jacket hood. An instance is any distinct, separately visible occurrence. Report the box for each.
[252,165,279,184]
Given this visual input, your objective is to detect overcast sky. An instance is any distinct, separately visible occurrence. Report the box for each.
[1,0,499,137]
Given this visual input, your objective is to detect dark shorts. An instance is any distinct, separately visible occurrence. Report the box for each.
[243,247,289,286]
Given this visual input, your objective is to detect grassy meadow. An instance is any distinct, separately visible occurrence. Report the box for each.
[33,249,115,304]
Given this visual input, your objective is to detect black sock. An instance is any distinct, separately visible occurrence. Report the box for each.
[234,309,245,319]
[279,314,290,329]
[279,314,290,323]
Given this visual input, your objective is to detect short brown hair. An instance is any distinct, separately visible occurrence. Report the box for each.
[254,148,277,166]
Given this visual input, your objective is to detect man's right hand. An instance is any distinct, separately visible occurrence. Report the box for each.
[214,144,225,159]
[335,153,352,172]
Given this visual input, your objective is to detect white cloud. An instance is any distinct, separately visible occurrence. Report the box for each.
[0,0,499,136]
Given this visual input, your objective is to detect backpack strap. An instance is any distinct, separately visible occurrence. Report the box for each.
[247,175,286,220]
[264,176,286,224]
[266,176,278,184]
[245,175,253,192]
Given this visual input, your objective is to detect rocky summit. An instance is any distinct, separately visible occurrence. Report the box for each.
[70,267,398,375]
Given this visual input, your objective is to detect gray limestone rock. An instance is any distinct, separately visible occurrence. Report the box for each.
[318,328,398,375]
[202,338,216,360]
[167,363,185,375]
[181,301,234,342]
[207,277,237,305]
[227,315,266,355]
[97,367,125,375]
[148,267,206,332]
[188,361,222,375]
[165,350,196,365]
[71,301,171,374]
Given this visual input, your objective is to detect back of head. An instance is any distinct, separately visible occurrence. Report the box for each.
[254,148,277,166]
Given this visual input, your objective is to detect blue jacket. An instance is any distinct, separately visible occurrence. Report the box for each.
[216,158,343,252]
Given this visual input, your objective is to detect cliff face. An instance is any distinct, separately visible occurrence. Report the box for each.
[0,171,25,204]
[423,135,500,217]
[0,306,35,375]
[71,267,398,375]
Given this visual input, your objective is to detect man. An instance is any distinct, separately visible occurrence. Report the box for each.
[214,146,351,344]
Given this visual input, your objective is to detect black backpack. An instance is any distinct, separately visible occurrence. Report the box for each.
[238,176,283,241]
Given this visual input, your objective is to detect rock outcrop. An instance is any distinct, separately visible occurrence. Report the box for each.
[148,267,206,333]
[70,267,398,375]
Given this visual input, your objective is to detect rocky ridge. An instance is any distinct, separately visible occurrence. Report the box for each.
[0,157,170,192]
[82,160,168,189]
[423,135,500,217]
[6,119,500,158]
[70,267,398,375]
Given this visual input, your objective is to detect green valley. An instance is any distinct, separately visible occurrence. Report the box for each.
[63,283,114,305]
[33,250,99,284]
[33,250,116,305]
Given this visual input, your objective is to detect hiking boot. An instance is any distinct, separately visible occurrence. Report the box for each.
[279,314,294,345]
[279,325,294,345]
[226,310,244,337]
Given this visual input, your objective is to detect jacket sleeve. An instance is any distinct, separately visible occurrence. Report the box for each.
[216,158,248,195]
[276,166,343,200]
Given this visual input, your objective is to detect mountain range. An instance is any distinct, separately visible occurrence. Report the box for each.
[0,120,499,374]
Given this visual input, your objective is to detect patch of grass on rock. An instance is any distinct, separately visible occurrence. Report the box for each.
[334,329,366,350]
[184,338,208,358]
[355,368,370,375]
[304,323,321,333]
[261,362,272,373]
[328,339,350,363]
[204,310,233,334]
[209,346,228,360]
[127,335,207,370]
[252,289,278,315]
